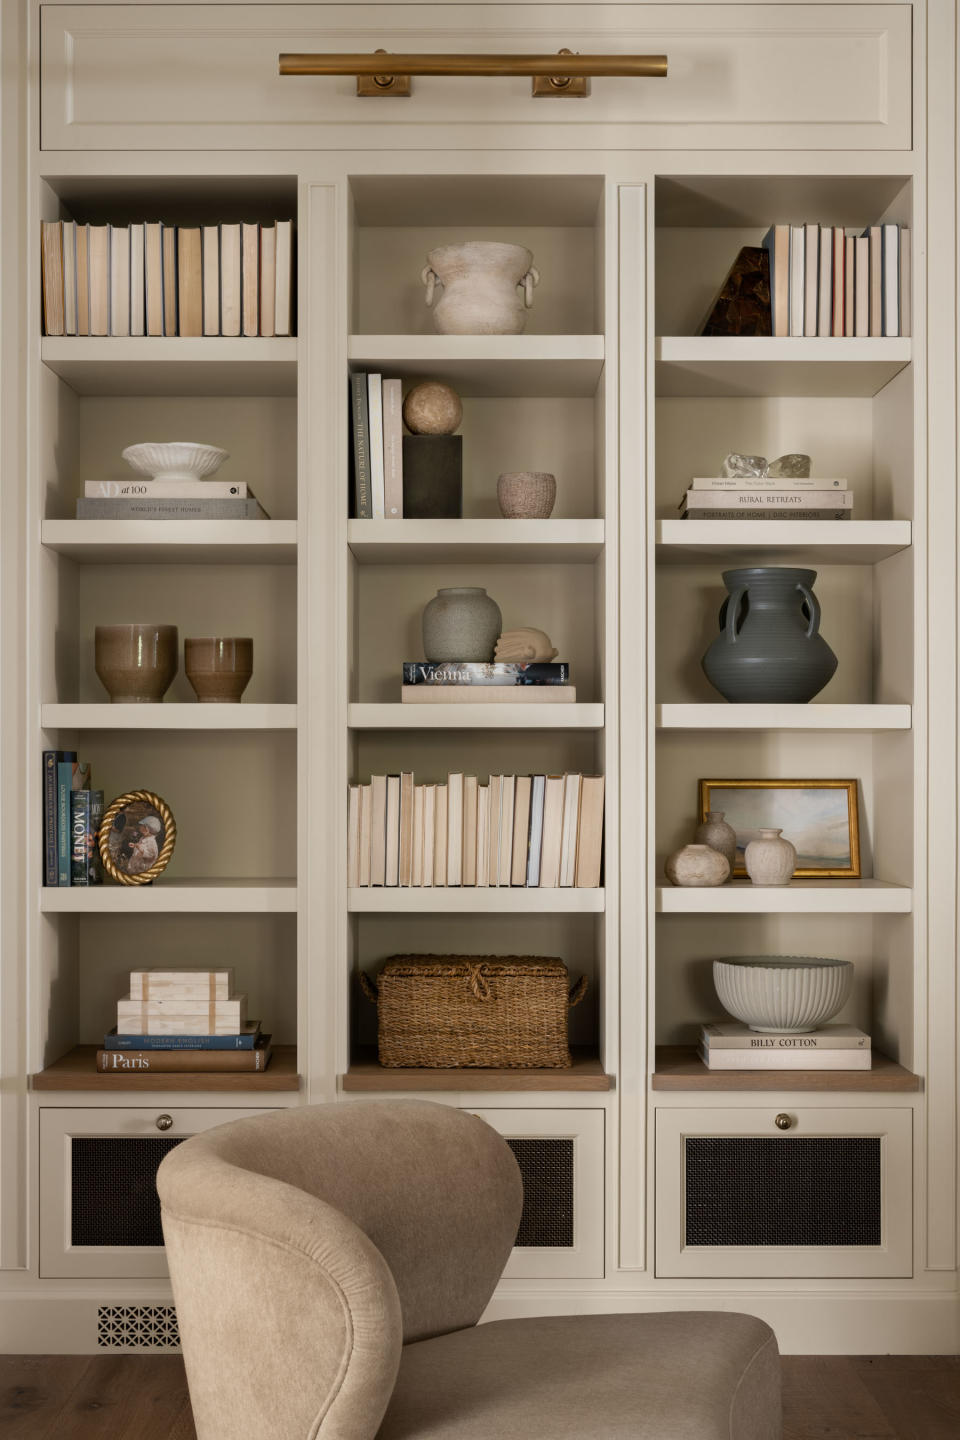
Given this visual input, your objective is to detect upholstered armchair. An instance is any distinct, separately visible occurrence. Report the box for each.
[157,1100,781,1439]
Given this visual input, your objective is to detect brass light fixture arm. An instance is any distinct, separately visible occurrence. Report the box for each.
[278,49,668,98]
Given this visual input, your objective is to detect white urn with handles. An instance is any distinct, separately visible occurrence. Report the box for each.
[421,242,540,335]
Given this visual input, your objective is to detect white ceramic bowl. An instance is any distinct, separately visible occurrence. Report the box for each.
[713,956,853,1033]
[121,442,228,482]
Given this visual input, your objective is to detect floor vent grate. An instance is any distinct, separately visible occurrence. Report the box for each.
[97,1304,180,1350]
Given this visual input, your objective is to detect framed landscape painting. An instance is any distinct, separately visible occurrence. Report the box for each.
[698,779,860,878]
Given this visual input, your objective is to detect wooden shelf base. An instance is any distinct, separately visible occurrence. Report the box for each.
[652,1045,920,1092]
[31,1044,300,1091]
[342,1047,612,1092]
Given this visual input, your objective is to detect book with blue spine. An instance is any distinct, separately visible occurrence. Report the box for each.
[103,1022,261,1051]
[42,750,72,886]
[56,757,86,886]
[70,789,104,886]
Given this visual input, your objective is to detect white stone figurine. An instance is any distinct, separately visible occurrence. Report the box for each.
[494,628,558,663]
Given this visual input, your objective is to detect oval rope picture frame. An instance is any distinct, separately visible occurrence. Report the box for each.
[98,790,177,886]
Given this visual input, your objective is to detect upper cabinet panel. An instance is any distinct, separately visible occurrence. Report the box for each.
[41,4,911,152]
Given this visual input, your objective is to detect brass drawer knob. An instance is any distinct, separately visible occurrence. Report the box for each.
[155,1114,174,1132]
[775,1113,793,1131]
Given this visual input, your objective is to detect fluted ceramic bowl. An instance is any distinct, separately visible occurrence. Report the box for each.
[713,956,853,1034]
[122,442,228,482]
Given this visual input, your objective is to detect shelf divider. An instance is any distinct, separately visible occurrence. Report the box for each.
[656,880,911,914]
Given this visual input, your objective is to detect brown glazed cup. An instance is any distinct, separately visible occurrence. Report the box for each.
[184,637,254,703]
[94,624,178,703]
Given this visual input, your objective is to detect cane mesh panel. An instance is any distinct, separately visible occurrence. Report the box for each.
[507,1137,574,1247]
[72,1137,184,1247]
[684,1136,882,1247]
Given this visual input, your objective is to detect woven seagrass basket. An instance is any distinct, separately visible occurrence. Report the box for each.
[360,955,587,1069]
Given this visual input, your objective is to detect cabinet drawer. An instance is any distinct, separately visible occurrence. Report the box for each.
[39,1105,282,1278]
[469,1108,604,1279]
[41,5,911,152]
[655,1106,912,1279]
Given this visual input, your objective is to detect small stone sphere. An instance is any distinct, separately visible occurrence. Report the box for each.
[403,381,463,436]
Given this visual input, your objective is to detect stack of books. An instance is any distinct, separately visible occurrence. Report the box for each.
[76,478,269,522]
[762,222,909,338]
[348,771,604,890]
[42,751,103,887]
[97,969,272,1074]
[350,372,404,518]
[41,218,295,338]
[401,660,574,704]
[679,476,851,522]
[699,1021,871,1071]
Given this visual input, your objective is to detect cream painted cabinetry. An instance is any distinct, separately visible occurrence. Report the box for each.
[0,0,956,1356]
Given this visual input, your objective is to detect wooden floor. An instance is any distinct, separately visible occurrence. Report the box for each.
[2,1354,960,1439]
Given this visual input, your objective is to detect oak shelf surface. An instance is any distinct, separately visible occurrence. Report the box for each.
[32,1044,299,1092]
[343,1047,612,1092]
[42,520,298,565]
[652,1046,921,1092]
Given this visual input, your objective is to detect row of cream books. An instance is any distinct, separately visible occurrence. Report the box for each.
[699,1022,871,1071]
[762,222,909,339]
[41,219,294,338]
[348,772,604,889]
[96,968,272,1073]
[679,479,852,522]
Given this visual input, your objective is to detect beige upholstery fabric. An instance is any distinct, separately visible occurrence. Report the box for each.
[158,1100,782,1440]
[378,1313,781,1440]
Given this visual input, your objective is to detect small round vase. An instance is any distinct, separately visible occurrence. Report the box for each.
[497,472,557,519]
[94,624,178,703]
[664,844,730,888]
[421,242,539,336]
[421,587,502,662]
[185,637,253,703]
[744,828,797,887]
[695,810,737,871]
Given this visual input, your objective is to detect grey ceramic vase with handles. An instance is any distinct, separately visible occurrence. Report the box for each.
[701,566,838,704]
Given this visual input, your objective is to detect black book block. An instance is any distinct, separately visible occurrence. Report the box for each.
[402,436,463,519]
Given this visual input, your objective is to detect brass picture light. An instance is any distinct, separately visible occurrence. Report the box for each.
[278,49,668,98]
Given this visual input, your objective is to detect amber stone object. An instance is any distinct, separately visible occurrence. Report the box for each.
[699,247,772,336]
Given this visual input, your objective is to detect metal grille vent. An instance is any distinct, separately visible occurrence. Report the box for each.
[72,1137,184,1247]
[685,1136,882,1247]
[98,1305,180,1350]
[507,1137,574,1247]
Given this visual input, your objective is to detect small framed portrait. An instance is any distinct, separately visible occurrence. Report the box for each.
[98,790,177,886]
[698,779,860,878]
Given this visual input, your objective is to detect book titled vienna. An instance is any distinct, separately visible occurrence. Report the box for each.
[402,662,569,686]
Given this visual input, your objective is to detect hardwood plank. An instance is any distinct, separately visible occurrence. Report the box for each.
[652,1045,921,1092]
[781,1356,897,1438]
[111,1357,193,1440]
[50,1356,183,1440]
[0,1356,91,1440]
[850,1356,960,1440]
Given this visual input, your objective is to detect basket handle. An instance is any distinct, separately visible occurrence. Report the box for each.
[568,975,588,1008]
[359,972,378,1003]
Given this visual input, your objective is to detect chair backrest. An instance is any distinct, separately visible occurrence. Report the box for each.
[157,1101,523,1440]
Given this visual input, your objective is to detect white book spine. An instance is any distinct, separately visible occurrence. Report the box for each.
[202,225,220,336]
[433,785,447,886]
[789,225,805,337]
[421,785,435,889]
[683,489,852,510]
[559,774,581,887]
[382,379,404,519]
[359,784,372,888]
[274,219,292,336]
[803,223,819,337]
[62,221,78,335]
[411,784,424,888]
[816,224,832,337]
[129,222,145,336]
[882,224,900,337]
[498,775,515,887]
[347,786,360,890]
[526,775,545,886]
[259,224,276,337]
[476,784,490,887]
[690,477,847,492]
[368,374,385,519]
[701,1024,870,1050]
[699,1045,872,1071]
[109,224,130,336]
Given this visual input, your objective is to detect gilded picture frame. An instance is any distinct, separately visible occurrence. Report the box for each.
[98,789,177,886]
[698,778,860,879]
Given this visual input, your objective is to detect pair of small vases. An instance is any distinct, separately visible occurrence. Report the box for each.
[664,811,797,887]
[94,624,253,703]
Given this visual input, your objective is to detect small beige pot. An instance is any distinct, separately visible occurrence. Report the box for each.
[94,624,178,703]
[664,843,730,887]
[185,637,253,703]
[497,471,557,519]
